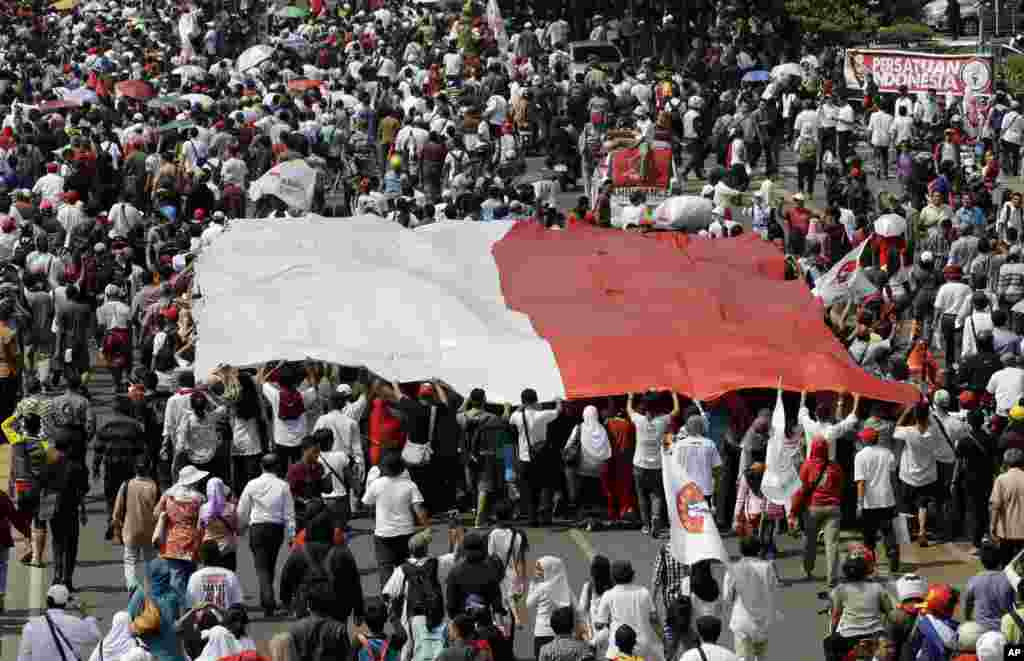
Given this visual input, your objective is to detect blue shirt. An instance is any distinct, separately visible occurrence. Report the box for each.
[967,570,1015,632]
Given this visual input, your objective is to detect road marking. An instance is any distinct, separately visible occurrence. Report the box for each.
[567,528,596,562]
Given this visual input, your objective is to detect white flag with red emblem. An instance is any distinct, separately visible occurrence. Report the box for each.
[811,240,877,306]
[661,443,729,565]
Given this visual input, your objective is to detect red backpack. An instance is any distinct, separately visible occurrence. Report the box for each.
[278,386,305,420]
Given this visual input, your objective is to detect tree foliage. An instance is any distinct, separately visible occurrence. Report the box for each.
[784,0,880,38]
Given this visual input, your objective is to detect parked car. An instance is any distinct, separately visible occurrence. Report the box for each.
[923,0,1024,37]
[568,41,624,79]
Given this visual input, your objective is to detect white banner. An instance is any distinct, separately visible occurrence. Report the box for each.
[248,159,317,211]
[662,445,729,566]
[761,389,802,509]
[811,241,877,306]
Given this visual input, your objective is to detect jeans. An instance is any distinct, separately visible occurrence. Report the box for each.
[632,466,664,533]
[50,504,80,588]
[803,505,841,586]
[873,145,890,178]
[797,161,815,196]
[124,543,156,592]
[373,533,412,592]
[164,558,195,604]
[324,496,350,531]
[250,522,285,610]
[518,460,551,524]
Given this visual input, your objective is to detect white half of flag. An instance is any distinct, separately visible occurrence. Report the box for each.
[811,240,877,306]
[661,445,730,566]
[761,389,802,508]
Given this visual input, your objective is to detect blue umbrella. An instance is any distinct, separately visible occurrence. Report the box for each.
[742,70,770,83]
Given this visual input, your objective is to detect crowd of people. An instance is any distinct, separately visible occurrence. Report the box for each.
[3,0,1024,660]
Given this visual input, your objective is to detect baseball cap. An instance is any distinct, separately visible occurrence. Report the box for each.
[933,389,951,408]
[47,584,70,606]
[336,383,353,396]
[896,574,929,602]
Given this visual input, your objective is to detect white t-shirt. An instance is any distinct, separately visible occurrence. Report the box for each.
[631,413,671,470]
[894,426,937,487]
[891,115,914,145]
[672,435,721,496]
[988,367,1024,416]
[680,644,739,661]
[510,408,559,462]
[867,111,893,147]
[186,566,244,610]
[262,383,317,448]
[836,104,855,133]
[853,445,897,509]
[362,475,424,538]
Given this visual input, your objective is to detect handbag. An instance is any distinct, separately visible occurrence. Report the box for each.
[131,598,162,636]
[561,425,581,465]
[790,458,830,517]
[151,511,167,548]
[402,405,438,467]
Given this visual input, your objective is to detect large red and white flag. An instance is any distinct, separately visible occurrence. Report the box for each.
[194,218,918,405]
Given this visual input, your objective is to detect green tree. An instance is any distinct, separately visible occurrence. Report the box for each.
[784,0,879,39]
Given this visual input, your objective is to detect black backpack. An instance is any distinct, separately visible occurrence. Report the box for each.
[400,558,442,617]
[293,546,335,617]
[152,331,177,372]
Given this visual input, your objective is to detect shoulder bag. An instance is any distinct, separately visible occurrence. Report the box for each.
[790,458,831,517]
[401,404,435,467]
[561,425,581,465]
[45,612,82,661]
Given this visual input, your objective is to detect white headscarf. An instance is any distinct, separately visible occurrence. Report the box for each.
[88,612,135,661]
[529,556,572,607]
[120,650,154,661]
[579,405,611,462]
[196,626,243,661]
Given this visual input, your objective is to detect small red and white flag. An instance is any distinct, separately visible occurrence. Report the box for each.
[811,240,877,306]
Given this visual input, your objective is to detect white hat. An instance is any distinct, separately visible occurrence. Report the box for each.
[47,584,70,605]
[176,465,210,486]
[977,632,1006,661]
[336,383,353,396]
[896,574,929,602]
[700,184,714,197]
[920,250,934,263]
[633,106,647,117]
[792,192,805,201]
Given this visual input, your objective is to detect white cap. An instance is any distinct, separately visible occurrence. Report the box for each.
[47,584,70,605]
[896,574,929,602]
[920,250,934,263]
[336,383,353,396]
[700,184,714,197]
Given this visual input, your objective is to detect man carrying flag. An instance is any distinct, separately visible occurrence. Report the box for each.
[812,239,878,306]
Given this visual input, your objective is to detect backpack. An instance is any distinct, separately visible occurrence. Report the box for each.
[411,620,446,661]
[278,386,305,420]
[400,558,442,617]
[152,331,177,372]
[990,105,1007,135]
[293,546,334,617]
[798,137,817,163]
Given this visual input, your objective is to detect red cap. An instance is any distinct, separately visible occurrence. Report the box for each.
[63,191,79,203]
[161,306,179,322]
[46,162,58,173]
[858,427,879,443]
[959,390,978,410]
[193,208,206,221]
[0,217,15,233]
[417,382,435,398]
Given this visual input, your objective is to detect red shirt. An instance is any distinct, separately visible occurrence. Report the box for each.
[286,461,324,500]
[785,206,812,235]
[369,399,405,449]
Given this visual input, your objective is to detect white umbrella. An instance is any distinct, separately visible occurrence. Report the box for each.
[771,63,803,79]
[173,65,205,78]
[64,87,99,104]
[181,93,214,109]
[82,1,102,11]
[874,213,907,238]
[236,44,275,74]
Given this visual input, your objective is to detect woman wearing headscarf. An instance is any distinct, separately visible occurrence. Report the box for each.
[198,477,239,571]
[195,625,244,661]
[88,611,138,661]
[594,561,664,661]
[578,555,613,657]
[128,558,187,661]
[789,435,844,587]
[527,556,574,659]
[565,405,611,521]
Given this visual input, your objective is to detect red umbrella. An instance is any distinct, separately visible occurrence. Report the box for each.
[287,79,322,93]
[115,79,155,100]
[38,99,81,114]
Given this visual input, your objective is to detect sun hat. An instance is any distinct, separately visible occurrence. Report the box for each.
[176,465,209,486]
